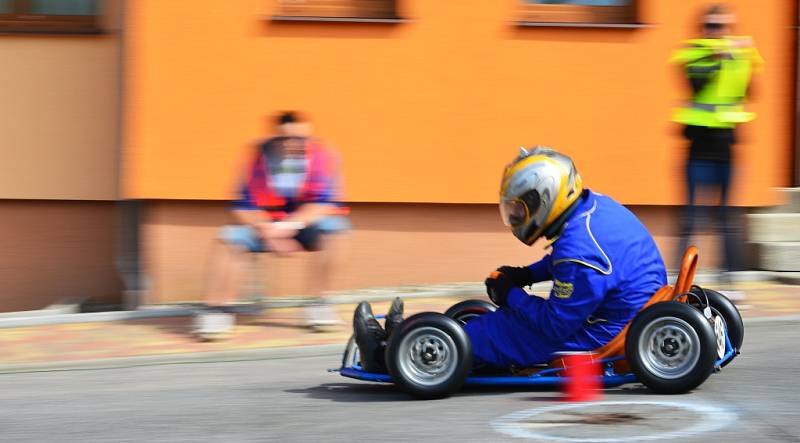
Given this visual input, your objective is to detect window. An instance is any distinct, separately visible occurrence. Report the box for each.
[519,0,638,26]
[0,0,101,34]
[272,0,401,23]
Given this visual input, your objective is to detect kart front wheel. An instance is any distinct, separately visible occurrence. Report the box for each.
[626,302,717,394]
[444,299,496,324]
[386,312,472,400]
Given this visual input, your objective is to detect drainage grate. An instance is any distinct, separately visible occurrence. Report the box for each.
[523,411,644,426]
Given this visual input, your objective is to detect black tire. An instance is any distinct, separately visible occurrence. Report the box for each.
[385,312,472,400]
[689,287,744,355]
[625,302,717,394]
[444,299,497,324]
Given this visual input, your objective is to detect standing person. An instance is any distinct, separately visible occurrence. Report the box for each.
[672,4,763,282]
[195,111,349,339]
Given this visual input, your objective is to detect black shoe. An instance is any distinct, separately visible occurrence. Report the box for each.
[385,297,404,338]
[353,301,387,373]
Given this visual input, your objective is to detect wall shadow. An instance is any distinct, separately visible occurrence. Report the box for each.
[506,25,641,44]
[285,382,411,402]
[256,19,404,40]
[287,382,573,403]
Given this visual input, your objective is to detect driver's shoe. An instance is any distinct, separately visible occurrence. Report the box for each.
[353,301,387,373]
[385,297,404,338]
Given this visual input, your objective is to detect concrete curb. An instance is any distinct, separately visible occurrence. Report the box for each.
[770,272,800,286]
[0,307,199,329]
[0,303,79,320]
[0,283,491,329]
[0,313,796,374]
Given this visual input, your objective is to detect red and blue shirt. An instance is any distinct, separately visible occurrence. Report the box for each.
[233,137,339,220]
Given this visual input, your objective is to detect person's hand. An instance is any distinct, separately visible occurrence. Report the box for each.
[255,222,301,255]
[485,272,514,307]
[496,265,535,288]
[255,221,273,240]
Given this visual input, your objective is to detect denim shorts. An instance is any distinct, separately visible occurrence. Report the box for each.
[219,216,351,253]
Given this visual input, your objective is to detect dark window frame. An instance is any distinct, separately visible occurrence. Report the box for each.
[0,0,101,34]
[271,0,401,23]
[518,1,638,26]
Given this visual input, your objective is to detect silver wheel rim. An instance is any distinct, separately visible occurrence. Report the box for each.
[638,316,701,380]
[343,335,361,368]
[396,326,458,386]
[713,315,726,359]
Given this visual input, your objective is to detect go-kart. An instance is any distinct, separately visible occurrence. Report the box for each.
[335,247,743,399]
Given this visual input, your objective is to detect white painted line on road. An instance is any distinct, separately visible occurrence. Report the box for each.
[491,400,737,442]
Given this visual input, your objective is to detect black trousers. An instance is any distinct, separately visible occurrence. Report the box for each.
[677,126,739,273]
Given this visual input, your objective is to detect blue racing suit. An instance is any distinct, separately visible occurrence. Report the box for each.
[464,189,667,368]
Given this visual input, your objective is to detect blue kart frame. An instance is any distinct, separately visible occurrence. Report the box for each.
[336,247,741,396]
[337,326,736,389]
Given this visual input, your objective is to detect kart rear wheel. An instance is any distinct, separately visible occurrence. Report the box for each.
[689,287,744,359]
[444,299,496,324]
[626,302,717,394]
[386,312,472,400]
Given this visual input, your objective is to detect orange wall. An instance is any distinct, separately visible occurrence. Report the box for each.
[123,0,795,205]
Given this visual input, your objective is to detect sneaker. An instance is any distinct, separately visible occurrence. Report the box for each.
[353,301,387,373]
[385,297,404,338]
[193,309,235,341]
[305,303,341,329]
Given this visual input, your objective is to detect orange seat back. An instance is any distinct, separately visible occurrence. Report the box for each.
[589,246,700,361]
[672,245,699,300]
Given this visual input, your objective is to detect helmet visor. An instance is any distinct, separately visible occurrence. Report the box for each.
[500,199,527,227]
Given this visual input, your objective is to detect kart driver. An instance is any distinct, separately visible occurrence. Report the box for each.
[353,147,667,371]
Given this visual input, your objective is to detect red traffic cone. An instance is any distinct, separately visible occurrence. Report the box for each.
[562,353,602,402]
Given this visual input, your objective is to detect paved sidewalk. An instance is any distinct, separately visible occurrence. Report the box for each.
[0,281,797,369]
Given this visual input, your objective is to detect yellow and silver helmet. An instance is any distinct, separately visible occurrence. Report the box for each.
[499,147,583,245]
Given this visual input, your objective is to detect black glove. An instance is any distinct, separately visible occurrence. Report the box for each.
[496,265,535,288]
[485,273,514,307]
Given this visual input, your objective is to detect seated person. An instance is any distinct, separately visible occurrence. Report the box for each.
[195,112,349,337]
[353,147,667,371]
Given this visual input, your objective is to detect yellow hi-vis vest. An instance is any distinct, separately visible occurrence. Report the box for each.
[671,37,764,128]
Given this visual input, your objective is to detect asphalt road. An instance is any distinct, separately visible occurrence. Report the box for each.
[0,320,798,442]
